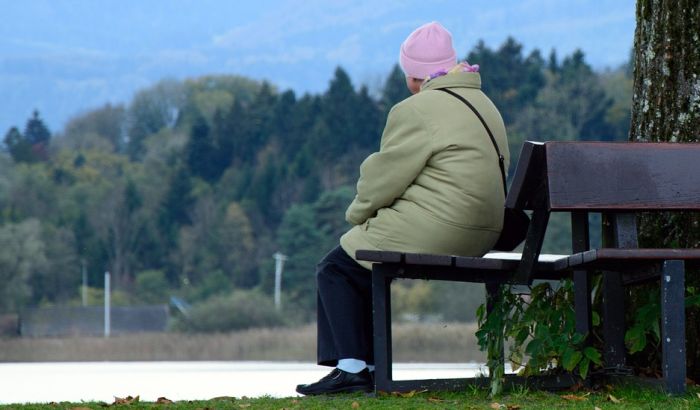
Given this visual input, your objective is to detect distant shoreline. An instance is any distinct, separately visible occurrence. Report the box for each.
[0,322,483,363]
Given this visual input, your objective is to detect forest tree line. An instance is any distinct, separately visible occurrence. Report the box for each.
[0,37,632,330]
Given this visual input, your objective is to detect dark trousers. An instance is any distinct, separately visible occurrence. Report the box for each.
[316,245,373,367]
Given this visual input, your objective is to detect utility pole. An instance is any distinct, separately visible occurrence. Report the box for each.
[81,259,87,306]
[272,252,288,310]
[104,271,111,338]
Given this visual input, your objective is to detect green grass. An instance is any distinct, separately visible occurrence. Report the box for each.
[2,385,699,410]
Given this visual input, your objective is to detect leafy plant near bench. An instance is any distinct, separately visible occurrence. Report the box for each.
[477,276,700,396]
[476,279,602,396]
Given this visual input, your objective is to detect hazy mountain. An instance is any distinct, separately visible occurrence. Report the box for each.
[0,0,635,135]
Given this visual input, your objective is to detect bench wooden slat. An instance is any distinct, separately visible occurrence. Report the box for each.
[405,253,454,266]
[546,142,700,211]
[568,248,700,270]
[355,250,402,263]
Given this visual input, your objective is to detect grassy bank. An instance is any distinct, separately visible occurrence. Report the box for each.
[0,322,483,362]
[2,385,699,409]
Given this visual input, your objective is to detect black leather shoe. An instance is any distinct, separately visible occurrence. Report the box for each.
[296,368,373,395]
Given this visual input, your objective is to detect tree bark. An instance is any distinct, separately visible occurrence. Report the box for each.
[630,0,700,382]
[630,0,700,142]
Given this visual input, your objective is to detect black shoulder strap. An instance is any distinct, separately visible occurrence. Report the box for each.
[437,88,507,196]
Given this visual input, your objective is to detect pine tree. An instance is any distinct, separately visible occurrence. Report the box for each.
[380,64,412,116]
[3,127,32,163]
[185,115,219,182]
[4,111,52,162]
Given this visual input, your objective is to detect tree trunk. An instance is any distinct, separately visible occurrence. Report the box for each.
[630,0,700,382]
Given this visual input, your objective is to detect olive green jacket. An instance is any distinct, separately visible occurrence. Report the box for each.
[340,72,510,269]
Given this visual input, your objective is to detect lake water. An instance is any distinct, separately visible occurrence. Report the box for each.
[0,361,492,404]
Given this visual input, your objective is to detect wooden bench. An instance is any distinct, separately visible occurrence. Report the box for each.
[357,141,700,394]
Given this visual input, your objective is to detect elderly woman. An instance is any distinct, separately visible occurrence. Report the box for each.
[296,21,509,395]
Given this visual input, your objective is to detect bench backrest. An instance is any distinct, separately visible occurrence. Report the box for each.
[507,141,700,283]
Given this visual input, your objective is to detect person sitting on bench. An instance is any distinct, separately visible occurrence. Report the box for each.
[296,21,510,395]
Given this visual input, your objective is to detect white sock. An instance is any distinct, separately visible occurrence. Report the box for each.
[367,364,375,372]
[337,358,366,374]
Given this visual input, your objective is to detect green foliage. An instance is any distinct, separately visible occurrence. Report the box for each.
[0,39,634,332]
[468,37,546,125]
[135,270,169,304]
[0,219,46,311]
[61,103,126,153]
[4,111,51,163]
[380,64,412,117]
[476,281,601,396]
[173,290,284,332]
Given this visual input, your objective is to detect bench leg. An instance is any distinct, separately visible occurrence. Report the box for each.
[661,260,686,394]
[485,283,505,382]
[602,271,626,370]
[372,264,394,392]
[573,270,592,339]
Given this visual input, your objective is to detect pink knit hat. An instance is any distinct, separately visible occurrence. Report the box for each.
[399,21,457,79]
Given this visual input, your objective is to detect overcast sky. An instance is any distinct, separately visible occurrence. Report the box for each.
[0,0,636,135]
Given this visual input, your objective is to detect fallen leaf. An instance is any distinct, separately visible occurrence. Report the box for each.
[595,407,602,410]
[427,397,445,403]
[561,394,587,401]
[608,394,621,403]
[351,401,360,408]
[489,403,502,409]
[506,405,521,410]
[113,395,139,405]
[156,397,173,404]
[396,390,416,398]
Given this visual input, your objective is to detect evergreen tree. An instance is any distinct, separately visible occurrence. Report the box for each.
[321,67,358,157]
[159,164,194,252]
[185,115,219,182]
[354,85,383,149]
[3,127,32,163]
[24,110,51,146]
[467,38,546,125]
[4,111,51,163]
[381,64,412,116]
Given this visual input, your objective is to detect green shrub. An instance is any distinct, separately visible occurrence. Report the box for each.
[135,269,169,304]
[173,290,284,332]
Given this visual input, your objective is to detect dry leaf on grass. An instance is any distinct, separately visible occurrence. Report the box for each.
[607,394,621,403]
[506,405,521,410]
[427,397,445,403]
[560,394,587,401]
[489,403,502,409]
[392,389,426,398]
[113,396,139,405]
[351,401,360,408]
[595,407,602,410]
